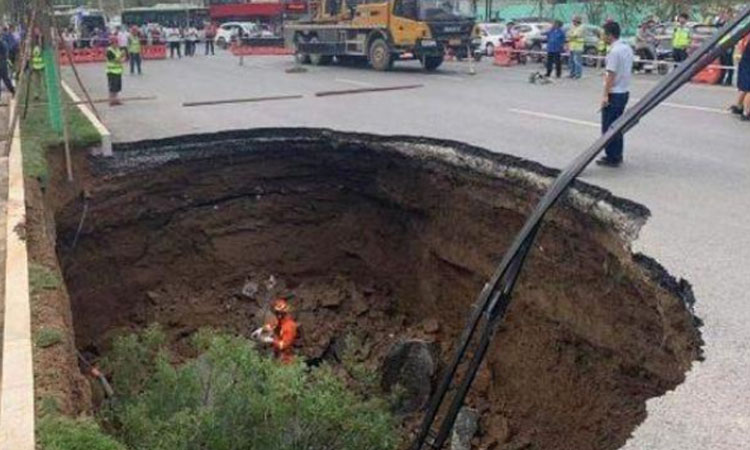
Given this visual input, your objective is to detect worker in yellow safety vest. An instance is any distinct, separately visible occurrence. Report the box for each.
[106,35,124,106]
[567,16,585,79]
[672,13,692,64]
[128,26,142,75]
[31,38,45,100]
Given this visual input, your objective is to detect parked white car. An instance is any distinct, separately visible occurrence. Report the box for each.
[512,22,552,49]
[215,21,260,48]
[475,23,506,56]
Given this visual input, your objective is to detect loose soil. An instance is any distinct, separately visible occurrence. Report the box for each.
[40,129,702,450]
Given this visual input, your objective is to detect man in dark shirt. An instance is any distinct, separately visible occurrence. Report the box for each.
[544,20,566,78]
[0,38,14,98]
[1,26,17,67]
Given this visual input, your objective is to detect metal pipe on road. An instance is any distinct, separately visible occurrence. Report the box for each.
[182,95,304,107]
[315,84,423,97]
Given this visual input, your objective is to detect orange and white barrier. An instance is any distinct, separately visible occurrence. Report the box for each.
[493,46,515,67]
[59,45,168,65]
[141,45,167,60]
[497,48,738,85]
[230,43,292,56]
[692,58,723,84]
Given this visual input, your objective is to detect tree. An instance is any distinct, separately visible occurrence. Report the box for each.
[583,0,607,25]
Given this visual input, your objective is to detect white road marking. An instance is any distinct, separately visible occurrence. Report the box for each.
[334,78,375,87]
[433,74,466,82]
[660,102,730,115]
[508,108,600,128]
[632,97,730,115]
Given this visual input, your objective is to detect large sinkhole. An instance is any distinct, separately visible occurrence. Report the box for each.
[53,129,702,450]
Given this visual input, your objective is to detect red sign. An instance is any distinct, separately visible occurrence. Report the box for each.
[285,2,307,12]
[210,3,283,19]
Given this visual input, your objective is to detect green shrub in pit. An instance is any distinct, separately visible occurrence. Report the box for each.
[36,328,63,348]
[29,262,61,295]
[97,326,399,450]
[38,415,126,450]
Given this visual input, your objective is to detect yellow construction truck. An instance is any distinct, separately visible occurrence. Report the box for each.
[283,0,478,71]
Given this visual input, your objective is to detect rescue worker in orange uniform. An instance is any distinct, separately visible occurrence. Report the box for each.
[251,298,298,363]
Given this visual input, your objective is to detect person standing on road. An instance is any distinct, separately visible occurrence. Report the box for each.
[128,27,142,75]
[186,26,198,57]
[672,13,692,65]
[167,25,181,58]
[567,16,584,79]
[181,27,190,57]
[0,38,15,98]
[731,36,750,121]
[544,20,566,79]
[635,20,658,64]
[106,36,125,106]
[8,25,19,67]
[597,21,633,168]
[30,36,45,100]
[205,22,217,55]
[1,26,17,70]
[116,25,130,59]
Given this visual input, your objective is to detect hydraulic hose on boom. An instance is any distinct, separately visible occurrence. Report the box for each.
[413,8,750,450]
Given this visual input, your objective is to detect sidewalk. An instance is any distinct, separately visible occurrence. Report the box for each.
[0,98,9,380]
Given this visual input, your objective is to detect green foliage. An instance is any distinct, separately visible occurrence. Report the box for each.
[36,328,64,349]
[340,333,379,393]
[29,262,61,295]
[100,324,167,400]
[97,327,400,450]
[19,79,101,184]
[39,396,62,417]
[38,415,127,450]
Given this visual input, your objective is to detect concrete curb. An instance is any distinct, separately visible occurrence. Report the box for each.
[61,81,112,157]
[0,99,35,449]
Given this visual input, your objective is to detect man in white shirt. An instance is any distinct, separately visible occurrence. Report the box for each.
[116,26,130,57]
[166,26,182,58]
[597,21,634,168]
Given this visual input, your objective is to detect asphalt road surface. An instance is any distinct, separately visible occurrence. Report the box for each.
[64,51,750,450]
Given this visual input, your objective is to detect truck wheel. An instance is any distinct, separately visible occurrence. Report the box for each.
[422,55,444,71]
[217,37,227,50]
[309,36,332,66]
[583,47,598,67]
[485,43,495,57]
[294,34,311,64]
[368,38,393,71]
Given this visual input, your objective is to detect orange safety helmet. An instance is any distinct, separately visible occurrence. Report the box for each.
[273,298,290,314]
